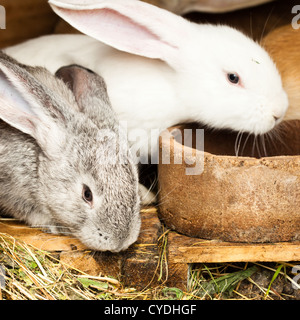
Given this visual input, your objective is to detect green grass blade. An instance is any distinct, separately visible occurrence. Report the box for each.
[264,264,283,299]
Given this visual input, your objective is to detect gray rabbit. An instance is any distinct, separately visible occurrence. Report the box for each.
[0,52,141,252]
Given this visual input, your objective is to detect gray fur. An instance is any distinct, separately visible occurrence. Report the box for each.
[0,52,141,252]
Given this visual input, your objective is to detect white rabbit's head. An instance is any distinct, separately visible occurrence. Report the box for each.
[49,0,288,135]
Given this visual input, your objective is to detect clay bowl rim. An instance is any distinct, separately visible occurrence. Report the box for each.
[160,125,300,164]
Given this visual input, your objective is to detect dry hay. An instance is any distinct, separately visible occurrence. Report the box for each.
[0,231,300,300]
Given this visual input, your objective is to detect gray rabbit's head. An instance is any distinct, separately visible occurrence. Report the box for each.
[0,52,141,251]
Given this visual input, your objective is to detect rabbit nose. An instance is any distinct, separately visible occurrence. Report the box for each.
[273,92,289,120]
[272,101,287,123]
[273,114,283,126]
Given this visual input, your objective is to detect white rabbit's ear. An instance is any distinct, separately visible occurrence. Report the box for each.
[0,59,65,156]
[48,0,188,67]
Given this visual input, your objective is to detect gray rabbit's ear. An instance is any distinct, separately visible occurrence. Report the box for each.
[55,65,114,128]
[55,65,103,105]
[0,58,66,157]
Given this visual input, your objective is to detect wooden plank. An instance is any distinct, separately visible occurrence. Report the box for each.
[60,250,124,280]
[0,219,87,251]
[121,207,163,290]
[0,208,164,289]
[165,262,189,290]
[0,207,161,252]
[168,232,300,263]
[2,212,300,264]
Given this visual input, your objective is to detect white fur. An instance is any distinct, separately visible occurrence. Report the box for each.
[5,0,288,156]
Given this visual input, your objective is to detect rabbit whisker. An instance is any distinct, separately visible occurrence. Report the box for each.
[251,135,257,157]
[262,134,268,157]
[234,131,244,157]
[155,184,179,207]
[256,135,262,158]
[260,6,274,44]
[35,224,71,229]
[241,131,252,156]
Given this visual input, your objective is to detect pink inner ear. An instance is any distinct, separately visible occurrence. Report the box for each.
[0,102,36,136]
[57,8,167,58]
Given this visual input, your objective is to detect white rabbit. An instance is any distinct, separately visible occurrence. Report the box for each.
[5,0,288,162]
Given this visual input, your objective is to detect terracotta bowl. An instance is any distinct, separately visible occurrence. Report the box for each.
[158,121,300,243]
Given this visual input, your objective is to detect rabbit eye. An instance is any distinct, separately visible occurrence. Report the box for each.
[82,184,93,205]
[227,73,240,84]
